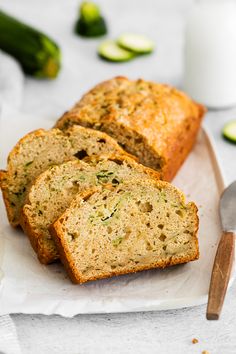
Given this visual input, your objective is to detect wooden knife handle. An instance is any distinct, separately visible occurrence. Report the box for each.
[207,231,235,320]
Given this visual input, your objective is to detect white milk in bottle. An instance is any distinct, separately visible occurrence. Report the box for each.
[184,0,236,108]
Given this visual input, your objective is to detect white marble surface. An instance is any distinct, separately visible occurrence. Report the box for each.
[1,0,236,352]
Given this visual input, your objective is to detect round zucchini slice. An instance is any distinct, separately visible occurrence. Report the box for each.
[117,33,154,54]
[98,40,135,62]
[222,120,236,143]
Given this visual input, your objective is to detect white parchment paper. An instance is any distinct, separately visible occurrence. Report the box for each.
[0,106,227,316]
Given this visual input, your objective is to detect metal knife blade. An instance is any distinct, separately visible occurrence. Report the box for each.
[220,180,236,232]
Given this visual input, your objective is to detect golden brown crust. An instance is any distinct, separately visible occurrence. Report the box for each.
[50,184,199,284]
[49,223,81,282]
[55,77,206,181]
[0,169,17,228]
[20,207,58,264]
[160,107,204,181]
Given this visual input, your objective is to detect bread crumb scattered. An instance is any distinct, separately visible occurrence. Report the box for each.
[192,338,198,344]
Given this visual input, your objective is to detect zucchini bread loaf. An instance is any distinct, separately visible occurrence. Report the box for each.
[55,76,205,181]
[51,179,199,284]
[0,125,130,227]
[21,155,160,264]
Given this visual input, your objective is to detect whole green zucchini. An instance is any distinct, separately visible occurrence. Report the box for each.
[0,10,61,79]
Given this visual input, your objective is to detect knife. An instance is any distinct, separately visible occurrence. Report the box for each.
[207,180,236,320]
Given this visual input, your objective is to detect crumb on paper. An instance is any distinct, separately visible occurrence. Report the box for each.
[192,338,198,344]
[202,351,210,354]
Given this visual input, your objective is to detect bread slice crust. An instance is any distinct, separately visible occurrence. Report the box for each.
[51,180,199,284]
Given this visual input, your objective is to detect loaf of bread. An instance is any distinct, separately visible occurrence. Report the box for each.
[21,155,160,264]
[55,76,205,181]
[0,125,129,227]
[50,179,199,284]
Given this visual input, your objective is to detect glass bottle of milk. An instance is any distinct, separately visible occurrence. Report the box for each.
[183,0,236,108]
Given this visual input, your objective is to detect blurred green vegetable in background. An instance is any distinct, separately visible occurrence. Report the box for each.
[98,40,136,62]
[117,33,155,55]
[98,34,155,63]
[75,1,108,37]
[0,10,61,79]
[222,121,236,144]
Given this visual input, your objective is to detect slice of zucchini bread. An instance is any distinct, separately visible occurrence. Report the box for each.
[21,155,161,264]
[0,125,129,227]
[55,76,206,181]
[50,179,199,284]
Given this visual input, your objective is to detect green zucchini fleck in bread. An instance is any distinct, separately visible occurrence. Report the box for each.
[0,125,131,227]
[21,155,160,264]
[50,179,199,284]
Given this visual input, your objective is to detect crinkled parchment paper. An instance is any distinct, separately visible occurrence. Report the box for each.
[0,106,226,316]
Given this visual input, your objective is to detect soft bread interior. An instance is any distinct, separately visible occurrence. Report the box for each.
[1,126,126,226]
[52,179,199,283]
[22,156,160,264]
